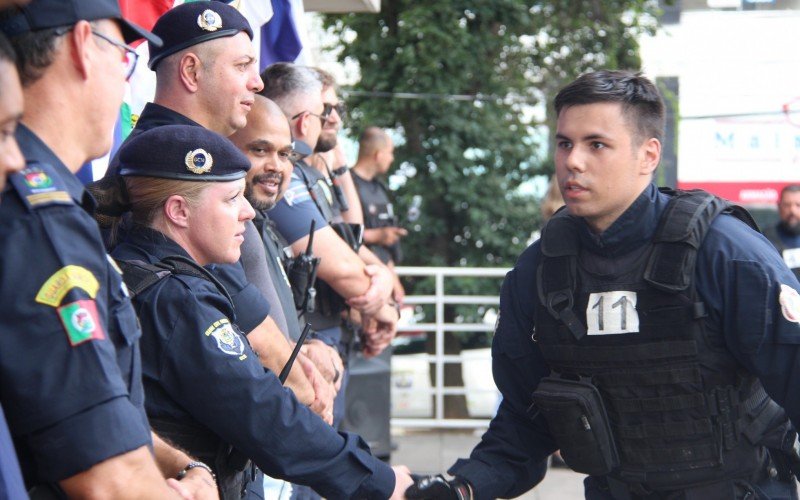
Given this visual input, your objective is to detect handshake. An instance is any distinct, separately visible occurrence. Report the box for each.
[404,474,473,500]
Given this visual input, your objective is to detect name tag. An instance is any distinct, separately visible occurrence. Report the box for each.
[586,291,640,335]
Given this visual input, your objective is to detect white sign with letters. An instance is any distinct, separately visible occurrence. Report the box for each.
[586,291,640,335]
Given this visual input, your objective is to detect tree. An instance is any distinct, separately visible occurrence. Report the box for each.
[324,0,661,417]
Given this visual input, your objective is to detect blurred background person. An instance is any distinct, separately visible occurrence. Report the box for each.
[764,184,800,280]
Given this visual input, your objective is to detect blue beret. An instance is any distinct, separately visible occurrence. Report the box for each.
[148,1,253,70]
[118,125,251,182]
[0,0,161,46]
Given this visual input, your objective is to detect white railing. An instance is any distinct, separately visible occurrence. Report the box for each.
[391,266,510,429]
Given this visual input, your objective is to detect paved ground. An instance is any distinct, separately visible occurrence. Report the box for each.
[391,429,585,499]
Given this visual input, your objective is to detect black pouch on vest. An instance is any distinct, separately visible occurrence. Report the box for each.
[531,375,620,476]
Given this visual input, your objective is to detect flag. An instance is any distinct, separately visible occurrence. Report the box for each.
[259,0,303,70]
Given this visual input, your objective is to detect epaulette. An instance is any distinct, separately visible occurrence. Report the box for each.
[8,162,74,211]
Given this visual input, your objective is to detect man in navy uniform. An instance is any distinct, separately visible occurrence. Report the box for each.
[764,184,800,281]
[408,70,800,499]
[0,0,216,497]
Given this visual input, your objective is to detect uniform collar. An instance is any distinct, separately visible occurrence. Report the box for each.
[15,123,95,210]
[122,225,194,262]
[135,102,202,133]
[577,183,668,257]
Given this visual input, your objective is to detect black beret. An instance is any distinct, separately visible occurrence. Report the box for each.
[148,1,253,70]
[118,125,251,182]
[0,0,162,46]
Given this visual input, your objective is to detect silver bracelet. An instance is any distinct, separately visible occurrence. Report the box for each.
[177,461,216,483]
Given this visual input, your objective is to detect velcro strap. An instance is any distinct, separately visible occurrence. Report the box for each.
[622,441,720,465]
[615,418,714,440]
[595,367,701,387]
[613,393,707,413]
[539,340,697,366]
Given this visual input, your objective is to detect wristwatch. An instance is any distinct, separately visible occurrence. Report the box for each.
[177,461,216,483]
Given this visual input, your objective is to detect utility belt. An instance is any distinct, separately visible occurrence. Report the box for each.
[150,417,254,500]
[530,375,798,494]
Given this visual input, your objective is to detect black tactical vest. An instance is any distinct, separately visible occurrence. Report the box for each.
[533,189,788,492]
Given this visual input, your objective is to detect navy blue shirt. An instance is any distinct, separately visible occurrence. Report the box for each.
[449,184,800,499]
[0,404,26,500]
[105,102,270,333]
[112,226,395,499]
[0,125,151,485]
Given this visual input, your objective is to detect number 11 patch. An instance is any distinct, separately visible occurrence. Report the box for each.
[586,291,639,335]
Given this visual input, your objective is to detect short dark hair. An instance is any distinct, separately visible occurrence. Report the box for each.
[0,31,15,64]
[780,184,800,203]
[0,9,63,86]
[554,70,665,144]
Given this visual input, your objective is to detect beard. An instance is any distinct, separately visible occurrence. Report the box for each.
[780,219,800,236]
[314,132,337,153]
[245,172,283,211]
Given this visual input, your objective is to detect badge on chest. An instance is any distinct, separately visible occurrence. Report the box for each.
[586,291,640,335]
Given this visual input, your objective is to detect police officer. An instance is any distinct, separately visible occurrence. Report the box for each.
[230,95,345,390]
[407,71,800,499]
[94,0,271,341]
[764,184,800,280]
[0,1,215,497]
[261,62,398,364]
[0,32,27,500]
[89,1,332,420]
[351,126,407,296]
[109,124,413,499]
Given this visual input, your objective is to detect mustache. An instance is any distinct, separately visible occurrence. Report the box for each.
[251,172,283,184]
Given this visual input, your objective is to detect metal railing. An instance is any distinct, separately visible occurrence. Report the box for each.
[390,266,510,429]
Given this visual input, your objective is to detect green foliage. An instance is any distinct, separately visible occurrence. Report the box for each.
[324,0,660,274]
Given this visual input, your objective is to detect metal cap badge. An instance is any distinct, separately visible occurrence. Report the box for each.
[185,149,213,174]
[118,125,250,182]
[197,9,222,32]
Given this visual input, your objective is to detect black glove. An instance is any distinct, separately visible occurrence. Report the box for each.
[405,474,473,500]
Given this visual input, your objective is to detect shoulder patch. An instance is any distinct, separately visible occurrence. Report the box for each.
[36,265,100,307]
[204,318,247,360]
[283,183,312,207]
[779,284,800,323]
[57,299,106,346]
[9,164,73,210]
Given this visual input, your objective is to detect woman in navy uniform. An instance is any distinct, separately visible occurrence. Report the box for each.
[108,124,412,500]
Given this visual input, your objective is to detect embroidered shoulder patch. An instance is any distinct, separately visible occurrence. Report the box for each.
[282,183,311,207]
[36,265,100,307]
[779,284,800,323]
[57,299,106,346]
[9,163,73,211]
[204,318,247,360]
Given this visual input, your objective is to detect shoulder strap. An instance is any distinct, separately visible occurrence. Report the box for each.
[9,162,74,211]
[118,255,234,310]
[644,188,737,293]
[537,211,586,340]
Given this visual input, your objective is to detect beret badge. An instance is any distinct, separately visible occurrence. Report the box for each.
[197,9,223,32]
[185,149,214,174]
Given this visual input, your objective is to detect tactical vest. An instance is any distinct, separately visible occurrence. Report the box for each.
[532,189,789,494]
[117,256,255,500]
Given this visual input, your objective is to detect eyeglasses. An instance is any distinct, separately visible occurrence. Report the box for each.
[322,102,347,121]
[91,30,139,81]
[290,110,327,126]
